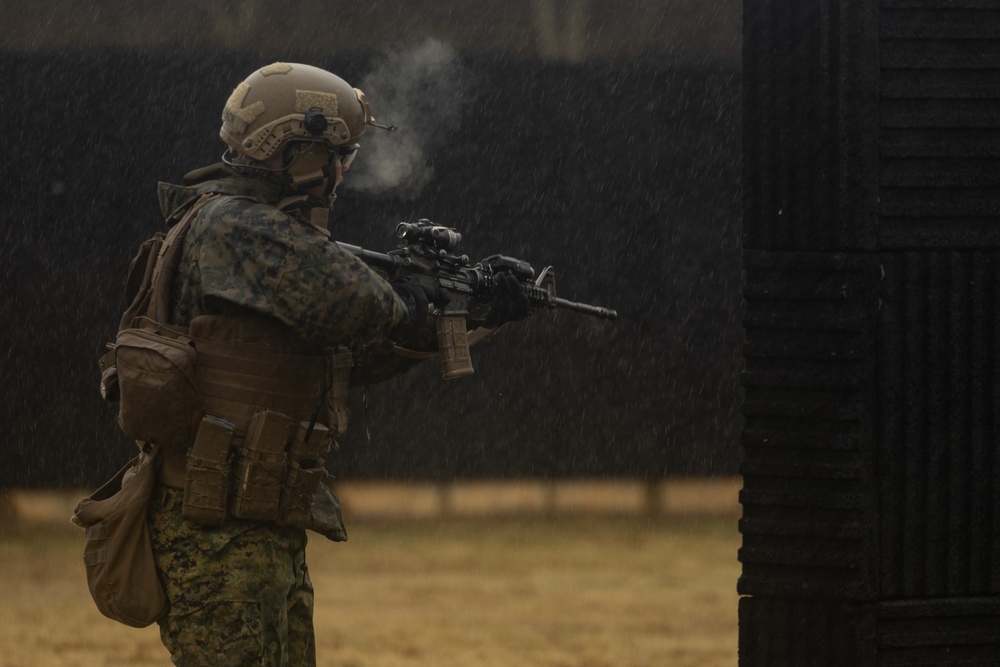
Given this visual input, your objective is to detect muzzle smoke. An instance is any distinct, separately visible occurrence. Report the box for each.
[350,39,472,199]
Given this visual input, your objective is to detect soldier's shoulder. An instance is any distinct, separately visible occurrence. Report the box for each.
[197,195,291,230]
[209,193,283,216]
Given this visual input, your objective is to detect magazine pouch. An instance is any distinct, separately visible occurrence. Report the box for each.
[279,421,332,526]
[230,409,294,520]
[182,415,236,526]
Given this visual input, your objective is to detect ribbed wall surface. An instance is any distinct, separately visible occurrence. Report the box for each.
[739,250,877,601]
[878,251,1000,599]
[742,0,1000,664]
[878,599,1000,665]
[740,597,876,666]
[740,2,881,663]
[876,0,1000,621]
[743,0,877,252]
[879,2,1000,248]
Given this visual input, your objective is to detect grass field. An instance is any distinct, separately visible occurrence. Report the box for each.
[0,515,739,667]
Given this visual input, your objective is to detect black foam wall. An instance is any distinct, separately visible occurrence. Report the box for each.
[740,1,1000,664]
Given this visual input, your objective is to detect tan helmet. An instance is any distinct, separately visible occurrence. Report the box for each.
[220,62,375,161]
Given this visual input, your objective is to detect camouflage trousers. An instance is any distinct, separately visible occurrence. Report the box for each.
[148,486,316,666]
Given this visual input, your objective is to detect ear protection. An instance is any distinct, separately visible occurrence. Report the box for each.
[285,143,332,191]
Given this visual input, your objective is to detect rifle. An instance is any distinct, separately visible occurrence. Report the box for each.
[337,219,618,379]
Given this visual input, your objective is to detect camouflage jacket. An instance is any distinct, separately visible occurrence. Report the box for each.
[156,163,404,350]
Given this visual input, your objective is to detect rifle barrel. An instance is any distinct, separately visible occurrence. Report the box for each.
[549,296,618,321]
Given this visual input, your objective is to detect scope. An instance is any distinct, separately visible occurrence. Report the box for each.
[395,219,462,252]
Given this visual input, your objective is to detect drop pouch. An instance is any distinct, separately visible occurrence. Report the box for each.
[72,447,167,628]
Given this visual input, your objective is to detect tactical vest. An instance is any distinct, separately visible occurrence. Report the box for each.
[102,193,352,533]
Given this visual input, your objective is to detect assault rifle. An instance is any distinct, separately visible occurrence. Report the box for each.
[337,219,617,379]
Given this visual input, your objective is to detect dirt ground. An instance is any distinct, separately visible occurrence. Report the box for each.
[0,516,739,667]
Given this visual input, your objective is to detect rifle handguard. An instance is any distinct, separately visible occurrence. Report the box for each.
[436,315,475,379]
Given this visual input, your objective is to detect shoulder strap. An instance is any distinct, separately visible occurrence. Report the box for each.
[116,233,165,332]
[121,193,221,331]
[146,193,221,325]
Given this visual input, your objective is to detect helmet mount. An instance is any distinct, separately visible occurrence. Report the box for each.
[303,108,329,136]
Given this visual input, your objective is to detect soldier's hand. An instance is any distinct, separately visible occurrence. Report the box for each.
[482,273,531,328]
[390,282,447,347]
[393,282,429,328]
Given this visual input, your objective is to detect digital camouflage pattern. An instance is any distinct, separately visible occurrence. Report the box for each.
[158,162,404,346]
[149,487,316,666]
[150,163,405,664]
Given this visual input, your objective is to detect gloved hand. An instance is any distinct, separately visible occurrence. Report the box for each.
[482,273,532,328]
[390,282,448,348]
[393,282,430,332]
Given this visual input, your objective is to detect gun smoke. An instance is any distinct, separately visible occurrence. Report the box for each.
[350,39,472,200]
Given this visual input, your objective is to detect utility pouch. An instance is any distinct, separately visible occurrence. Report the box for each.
[72,447,167,628]
[231,409,294,520]
[182,415,236,526]
[115,322,200,449]
[279,422,331,526]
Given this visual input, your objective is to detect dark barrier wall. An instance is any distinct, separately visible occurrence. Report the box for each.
[0,50,741,487]
[740,1,1000,664]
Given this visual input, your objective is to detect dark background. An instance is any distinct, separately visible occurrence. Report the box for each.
[0,2,742,487]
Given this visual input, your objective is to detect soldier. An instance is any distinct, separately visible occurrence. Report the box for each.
[138,62,526,665]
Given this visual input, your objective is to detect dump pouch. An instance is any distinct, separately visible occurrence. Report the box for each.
[231,409,295,520]
[72,447,167,628]
[182,415,236,525]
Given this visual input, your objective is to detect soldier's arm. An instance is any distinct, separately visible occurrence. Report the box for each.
[192,200,405,346]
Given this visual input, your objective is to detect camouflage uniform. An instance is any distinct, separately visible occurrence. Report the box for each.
[149,162,404,666]
[149,487,315,666]
[160,163,402,342]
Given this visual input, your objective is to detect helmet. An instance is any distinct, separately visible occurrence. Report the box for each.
[220,62,374,162]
